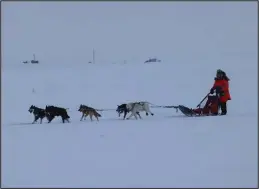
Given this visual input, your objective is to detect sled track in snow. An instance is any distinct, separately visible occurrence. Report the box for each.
[6,114,191,127]
[5,112,248,127]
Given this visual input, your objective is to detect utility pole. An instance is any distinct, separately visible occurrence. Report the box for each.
[93,49,95,64]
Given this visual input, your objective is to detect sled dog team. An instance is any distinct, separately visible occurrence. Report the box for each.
[28,69,231,124]
[28,102,154,124]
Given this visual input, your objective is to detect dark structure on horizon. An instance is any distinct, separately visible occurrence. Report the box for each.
[144,58,161,63]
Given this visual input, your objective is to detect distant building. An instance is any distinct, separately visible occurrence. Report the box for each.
[144,58,161,63]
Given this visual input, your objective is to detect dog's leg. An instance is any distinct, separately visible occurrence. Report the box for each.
[84,112,89,120]
[35,116,40,123]
[40,118,43,124]
[94,113,99,121]
[132,110,139,120]
[90,113,93,121]
[123,111,127,120]
[62,116,69,123]
[48,116,54,123]
[33,116,39,124]
[80,113,84,121]
[134,113,138,120]
[127,112,135,120]
[46,115,51,123]
[145,105,154,116]
[137,112,142,119]
[146,110,154,116]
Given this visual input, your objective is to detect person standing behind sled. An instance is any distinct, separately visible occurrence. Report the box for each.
[210,69,231,115]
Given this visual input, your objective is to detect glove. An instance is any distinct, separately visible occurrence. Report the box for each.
[210,88,214,94]
[214,86,222,94]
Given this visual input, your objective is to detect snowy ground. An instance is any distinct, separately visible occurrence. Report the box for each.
[2,1,258,187]
[2,61,258,187]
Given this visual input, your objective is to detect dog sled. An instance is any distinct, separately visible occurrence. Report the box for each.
[154,93,221,117]
[176,93,221,117]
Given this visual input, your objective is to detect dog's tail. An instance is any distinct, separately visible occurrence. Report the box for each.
[145,102,156,106]
[64,112,70,118]
[95,111,102,117]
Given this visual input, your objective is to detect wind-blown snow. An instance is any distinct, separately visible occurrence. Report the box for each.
[2,1,258,188]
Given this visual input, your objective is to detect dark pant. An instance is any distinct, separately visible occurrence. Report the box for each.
[219,102,227,115]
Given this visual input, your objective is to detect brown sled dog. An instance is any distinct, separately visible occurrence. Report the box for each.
[78,104,101,121]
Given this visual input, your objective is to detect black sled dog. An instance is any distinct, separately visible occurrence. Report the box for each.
[28,105,48,124]
[45,105,70,123]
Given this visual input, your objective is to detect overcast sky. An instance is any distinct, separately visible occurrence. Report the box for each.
[2,2,257,65]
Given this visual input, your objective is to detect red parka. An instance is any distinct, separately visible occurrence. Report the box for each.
[212,78,231,103]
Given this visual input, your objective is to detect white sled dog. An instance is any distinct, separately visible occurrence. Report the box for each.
[126,101,154,120]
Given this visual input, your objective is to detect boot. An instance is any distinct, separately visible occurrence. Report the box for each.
[220,102,227,115]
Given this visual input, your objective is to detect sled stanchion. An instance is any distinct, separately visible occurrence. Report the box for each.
[196,93,209,108]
